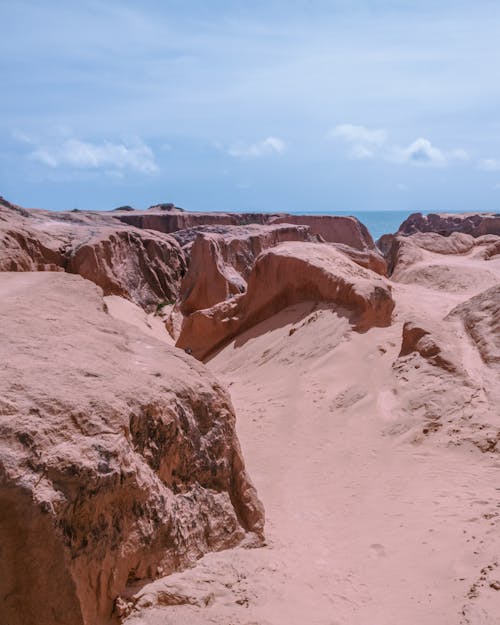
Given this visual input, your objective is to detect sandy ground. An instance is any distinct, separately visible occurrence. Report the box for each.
[125,250,500,625]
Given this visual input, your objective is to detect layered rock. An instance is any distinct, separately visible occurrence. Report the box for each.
[177,242,395,360]
[113,209,387,274]
[67,229,185,311]
[329,242,387,275]
[0,199,186,311]
[0,272,264,625]
[447,285,500,367]
[0,199,66,271]
[269,214,377,250]
[113,210,279,234]
[379,231,500,292]
[398,320,463,374]
[397,211,500,237]
[178,224,316,315]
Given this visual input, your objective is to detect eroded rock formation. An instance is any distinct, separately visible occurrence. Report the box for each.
[0,272,264,625]
[178,224,316,315]
[0,199,186,311]
[397,211,500,237]
[447,285,500,367]
[177,242,395,360]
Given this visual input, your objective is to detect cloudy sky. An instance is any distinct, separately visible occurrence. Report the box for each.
[1,0,500,212]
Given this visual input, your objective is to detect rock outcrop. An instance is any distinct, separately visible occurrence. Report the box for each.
[113,209,387,274]
[67,228,185,311]
[398,320,463,374]
[0,272,264,625]
[0,199,186,311]
[269,214,376,250]
[379,231,500,293]
[177,242,395,360]
[447,285,500,367]
[113,210,278,234]
[178,224,316,315]
[397,211,500,237]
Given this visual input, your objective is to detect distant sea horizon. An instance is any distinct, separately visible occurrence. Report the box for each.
[235,209,466,240]
[285,210,413,240]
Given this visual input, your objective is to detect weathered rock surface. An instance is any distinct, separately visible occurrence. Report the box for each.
[0,272,264,625]
[398,211,500,237]
[398,320,463,374]
[329,242,387,275]
[114,209,387,272]
[67,228,185,311]
[178,224,316,315]
[177,242,395,360]
[270,214,377,250]
[113,210,279,234]
[447,285,500,367]
[379,231,500,292]
[0,199,186,311]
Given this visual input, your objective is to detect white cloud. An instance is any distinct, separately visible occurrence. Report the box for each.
[329,124,387,147]
[328,124,387,159]
[390,138,469,167]
[478,158,500,172]
[391,137,447,167]
[228,136,286,158]
[329,124,468,168]
[28,138,158,174]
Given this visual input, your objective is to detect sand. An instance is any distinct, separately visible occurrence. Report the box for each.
[124,243,500,624]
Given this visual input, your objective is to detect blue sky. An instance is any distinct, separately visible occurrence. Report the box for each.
[1,0,500,213]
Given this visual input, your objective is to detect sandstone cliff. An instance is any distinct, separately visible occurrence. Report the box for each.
[397,211,500,237]
[0,272,264,625]
[178,224,316,315]
[176,242,395,360]
[0,199,186,311]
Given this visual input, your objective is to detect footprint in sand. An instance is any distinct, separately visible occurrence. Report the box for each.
[369,543,387,558]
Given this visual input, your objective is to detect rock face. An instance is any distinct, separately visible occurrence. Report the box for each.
[178,224,316,315]
[114,209,387,273]
[398,211,500,237]
[329,242,387,275]
[447,285,500,367]
[0,272,264,625]
[0,199,186,311]
[379,231,500,292]
[398,320,463,374]
[270,214,376,250]
[113,210,278,234]
[67,228,185,311]
[177,242,395,360]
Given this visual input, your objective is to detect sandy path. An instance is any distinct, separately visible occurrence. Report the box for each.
[125,253,500,625]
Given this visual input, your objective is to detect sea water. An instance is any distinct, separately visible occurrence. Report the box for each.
[287,210,415,241]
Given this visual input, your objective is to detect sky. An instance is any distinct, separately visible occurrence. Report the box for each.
[1,0,500,213]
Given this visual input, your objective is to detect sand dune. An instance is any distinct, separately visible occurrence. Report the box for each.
[125,232,500,625]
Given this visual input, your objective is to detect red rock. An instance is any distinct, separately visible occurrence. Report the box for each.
[398,320,462,374]
[176,242,395,360]
[0,199,186,311]
[447,285,500,367]
[269,214,377,250]
[178,224,316,315]
[330,242,387,275]
[397,211,500,237]
[0,272,264,625]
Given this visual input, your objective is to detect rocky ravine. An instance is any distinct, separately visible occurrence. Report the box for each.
[125,217,499,625]
[1,199,500,625]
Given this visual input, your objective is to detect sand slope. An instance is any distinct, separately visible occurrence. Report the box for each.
[124,238,500,625]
